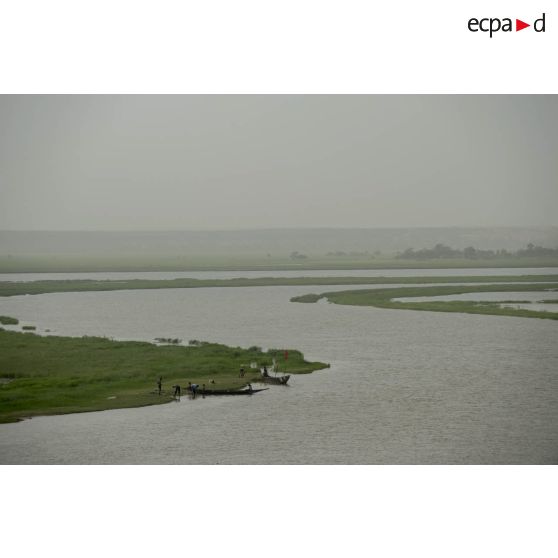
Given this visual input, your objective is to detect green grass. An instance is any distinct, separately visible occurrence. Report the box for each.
[0,330,328,423]
[0,316,19,325]
[1,274,557,297]
[1,254,557,273]
[291,283,558,320]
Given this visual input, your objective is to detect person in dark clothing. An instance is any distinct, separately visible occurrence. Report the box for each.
[239,367,245,378]
[157,376,162,395]
[173,384,181,400]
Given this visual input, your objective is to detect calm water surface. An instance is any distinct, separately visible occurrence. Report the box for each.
[1,266,556,282]
[0,269,557,464]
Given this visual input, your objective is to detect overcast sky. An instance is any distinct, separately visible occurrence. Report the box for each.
[0,95,556,231]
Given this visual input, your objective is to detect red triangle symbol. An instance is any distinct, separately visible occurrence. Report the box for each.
[516,19,530,31]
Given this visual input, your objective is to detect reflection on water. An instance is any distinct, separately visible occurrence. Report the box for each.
[0,272,557,464]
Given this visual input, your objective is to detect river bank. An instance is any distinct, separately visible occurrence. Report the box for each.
[0,324,327,423]
[1,273,558,297]
[291,283,558,320]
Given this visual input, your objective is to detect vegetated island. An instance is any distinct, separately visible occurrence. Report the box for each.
[1,274,558,297]
[0,325,327,424]
[291,283,558,320]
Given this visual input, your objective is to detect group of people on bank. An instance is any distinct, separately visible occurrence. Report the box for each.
[157,364,263,400]
[156,376,200,400]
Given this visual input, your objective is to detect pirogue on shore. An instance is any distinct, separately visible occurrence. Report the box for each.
[187,386,269,396]
[257,374,290,385]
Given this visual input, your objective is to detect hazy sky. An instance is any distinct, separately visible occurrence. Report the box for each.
[0,95,556,230]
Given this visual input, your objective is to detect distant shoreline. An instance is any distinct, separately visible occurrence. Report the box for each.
[1,256,558,274]
[2,274,558,297]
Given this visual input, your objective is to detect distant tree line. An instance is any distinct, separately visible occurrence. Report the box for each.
[326,251,375,257]
[396,243,558,260]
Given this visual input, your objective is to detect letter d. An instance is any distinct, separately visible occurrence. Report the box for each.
[534,13,545,32]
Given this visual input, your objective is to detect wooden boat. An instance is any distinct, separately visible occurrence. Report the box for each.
[187,385,268,396]
[258,374,290,385]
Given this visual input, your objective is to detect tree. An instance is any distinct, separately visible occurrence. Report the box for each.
[463,246,476,259]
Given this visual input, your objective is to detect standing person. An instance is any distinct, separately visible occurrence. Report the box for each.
[173,384,181,400]
[239,366,245,378]
[157,376,162,395]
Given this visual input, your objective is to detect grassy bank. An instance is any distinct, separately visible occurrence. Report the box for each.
[1,254,557,273]
[1,274,558,297]
[291,283,558,320]
[0,327,328,423]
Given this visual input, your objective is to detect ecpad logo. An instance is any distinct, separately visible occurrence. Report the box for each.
[468,13,546,37]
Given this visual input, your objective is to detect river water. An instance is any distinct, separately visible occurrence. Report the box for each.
[1,266,557,282]
[0,269,557,464]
